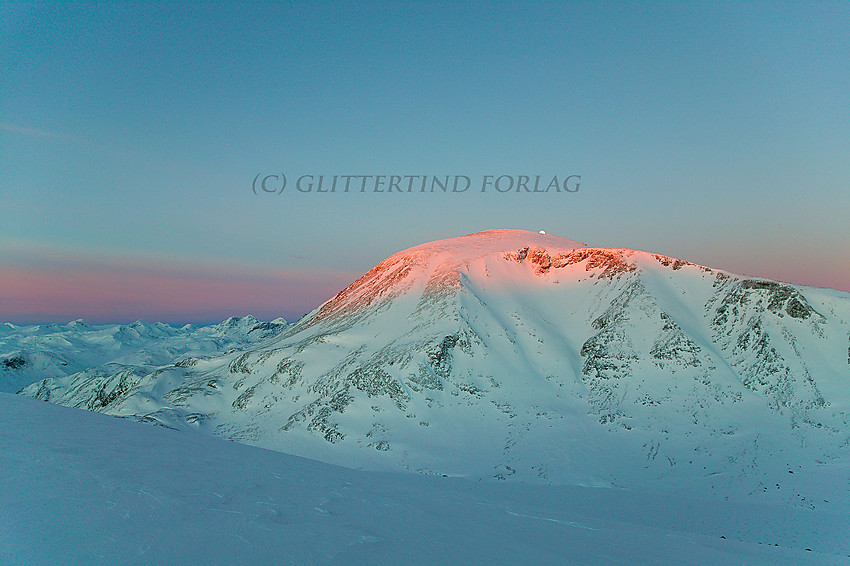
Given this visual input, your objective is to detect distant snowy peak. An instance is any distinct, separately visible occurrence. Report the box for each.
[207,315,290,339]
[214,315,260,331]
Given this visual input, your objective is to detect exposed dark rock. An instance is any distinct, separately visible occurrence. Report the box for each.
[3,356,26,370]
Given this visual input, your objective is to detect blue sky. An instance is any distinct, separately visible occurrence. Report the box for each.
[2,1,848,323]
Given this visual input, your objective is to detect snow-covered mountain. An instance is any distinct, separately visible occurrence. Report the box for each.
[1,316,287,393]
[20,230,850,503]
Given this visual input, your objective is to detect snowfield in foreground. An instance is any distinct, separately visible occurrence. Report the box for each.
[2,393,848,565]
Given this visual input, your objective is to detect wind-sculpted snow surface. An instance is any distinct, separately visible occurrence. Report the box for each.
[7,393,847,565]
[21,230,850,507]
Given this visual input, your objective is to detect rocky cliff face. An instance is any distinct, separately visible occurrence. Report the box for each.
[21,230,850,502]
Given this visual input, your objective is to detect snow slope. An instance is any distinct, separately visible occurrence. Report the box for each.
[20,230,850,502]
[3,393,847,565]
[1,316,287,393]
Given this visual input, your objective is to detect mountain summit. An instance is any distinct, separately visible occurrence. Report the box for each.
[23,229,850,501]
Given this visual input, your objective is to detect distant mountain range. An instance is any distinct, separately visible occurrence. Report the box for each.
[17,230,850,505]
[1,315,286,394]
